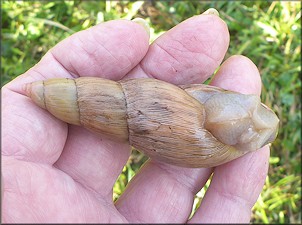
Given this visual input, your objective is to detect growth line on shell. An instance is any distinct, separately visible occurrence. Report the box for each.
[118,81,131,144]
[42,80,47,110]
[74,79,82,126]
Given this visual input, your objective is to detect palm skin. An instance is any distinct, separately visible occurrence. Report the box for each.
[2,12,269,223]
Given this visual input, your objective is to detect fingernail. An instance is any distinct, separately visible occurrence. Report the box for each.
[202,8,219,16]
[132,18,150,38]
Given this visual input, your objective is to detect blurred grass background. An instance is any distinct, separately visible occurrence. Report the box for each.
[1,1,301,223]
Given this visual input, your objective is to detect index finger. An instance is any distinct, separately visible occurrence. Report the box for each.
[5,19,149,93]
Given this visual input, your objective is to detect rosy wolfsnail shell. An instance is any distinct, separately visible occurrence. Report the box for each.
[25,77,279,168]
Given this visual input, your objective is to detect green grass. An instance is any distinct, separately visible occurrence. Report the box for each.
[1,1,301,224]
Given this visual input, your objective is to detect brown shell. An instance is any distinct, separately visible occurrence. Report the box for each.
[25,77,279,168]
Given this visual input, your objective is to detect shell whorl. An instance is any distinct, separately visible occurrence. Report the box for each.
[26,78,81,125]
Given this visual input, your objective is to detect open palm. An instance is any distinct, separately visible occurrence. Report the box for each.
[2,11,270,223]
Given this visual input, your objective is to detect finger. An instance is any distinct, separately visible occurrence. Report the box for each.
[211,55,262,95]
[2,20,149,197]
[126,11,229,85]
[6,19,149,93]
[189,55,270,223]
[2,156,127,223]
[54,126,131,199]
[116,161,212,223]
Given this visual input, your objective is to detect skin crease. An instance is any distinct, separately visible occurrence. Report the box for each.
[1,11,270,223]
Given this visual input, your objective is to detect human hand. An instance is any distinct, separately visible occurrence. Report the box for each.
[2,9,269,223]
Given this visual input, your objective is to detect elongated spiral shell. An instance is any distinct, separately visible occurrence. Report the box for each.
[25,77,279,167]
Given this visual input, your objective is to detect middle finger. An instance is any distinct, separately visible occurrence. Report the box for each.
[126,9,229,84]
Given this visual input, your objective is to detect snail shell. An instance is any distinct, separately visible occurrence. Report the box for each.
[25,77,279,168]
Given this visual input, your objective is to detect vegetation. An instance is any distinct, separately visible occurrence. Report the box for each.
[2,1,301,223]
